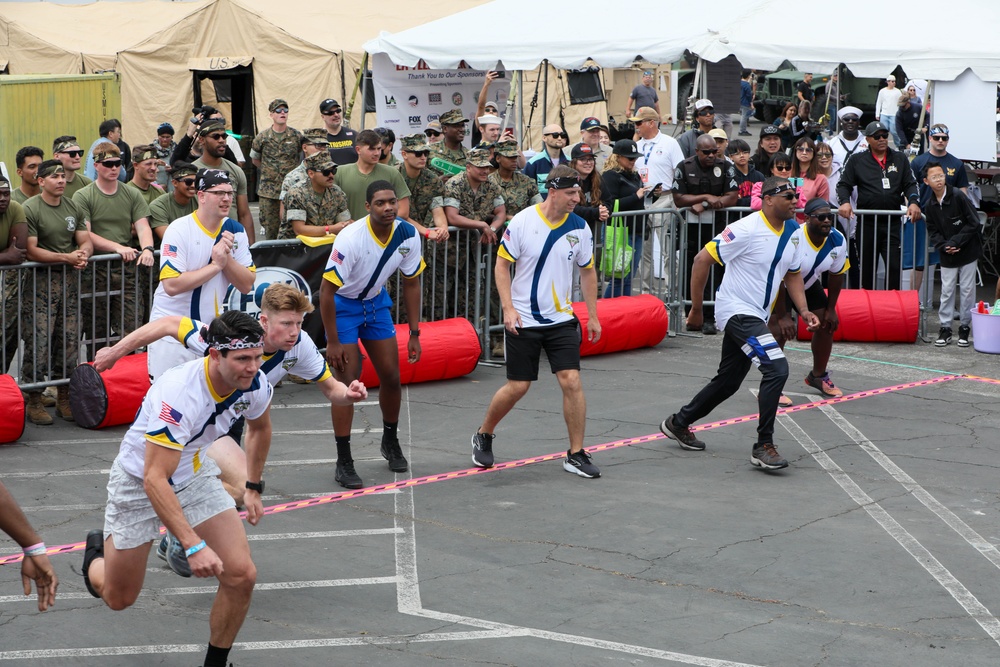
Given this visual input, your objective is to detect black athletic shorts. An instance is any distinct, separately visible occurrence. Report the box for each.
[786,281,828,314]
[504,318,582,381]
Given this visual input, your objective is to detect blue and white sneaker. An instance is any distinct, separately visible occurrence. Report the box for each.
[157,533,192,577]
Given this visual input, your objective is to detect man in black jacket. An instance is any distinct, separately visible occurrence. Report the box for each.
[923,162,982,347]
[836,121,920,290]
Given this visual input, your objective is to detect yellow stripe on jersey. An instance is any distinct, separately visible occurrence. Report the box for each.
[192,211,215,238]
[316,367,333,383]
[365,217,388,248]
[323,266,344,286]
[835,258,850,275]
[579,255,594,270]
[192,448,201,474]
[551,284,573,315]
[203,357,233,403]
[401,257,426,279]
[705,240,723,265]
[178,317,199,344]
[160,262,181,280]
[535,205,568,230]
[146,433,183,452]
[247,265,256,273]
[497,244,516,263]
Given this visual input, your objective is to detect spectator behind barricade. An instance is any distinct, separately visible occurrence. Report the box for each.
[728,139,764,207]
[774,102,797,151]
[600,139,650,298]
[84,119,126,183]
[738,69,756,137]
[790,137,830,222]
[251,98,304,240]
[170,106,240,168]
[875,74,904,147]
[153,123,176,189]
[896,90,926,151]
[911,124,968,208]
[814,142,836,203]
[127,145,165,206]
[397,133,448,240]
[599,128,611,146]
[473,72,503,146]
[477,114,505,146]
[626,70,660,119]
[790,101,819,145]
[424,121,443,145]
[836,121,920,290]
[524,124,570,199]
[678,99,715,159]
[428,109,470,179]
[279,127,332,222]
[828,106,867,287]
[22,160,93,425]
[568,143,608,230]
[751,124,783,173]
[334,129,411,221]
[373,127,399,167]
[12,146,43,205]
[709,129,729,161]
[574,117,613,172]
[750,152,794,210]
[74,142,155,345]
[282,152,351,240]
[321,98,358,166]
[924,161,982,349]
[0,480,59,612]
[0,176,27,375]
[672,134,739,334]
[52,136,92,199]
[491,139,541,224]
[147,161,198,246]
[192,120,255,244]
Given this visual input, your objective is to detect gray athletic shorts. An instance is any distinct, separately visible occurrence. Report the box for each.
[103,456,234,550]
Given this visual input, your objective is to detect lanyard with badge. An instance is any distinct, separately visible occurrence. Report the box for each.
[873,153,890,189]
[638,139,656,184]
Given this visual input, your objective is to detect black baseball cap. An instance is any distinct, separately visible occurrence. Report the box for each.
[320,99,342,113]
[612,138,642,159]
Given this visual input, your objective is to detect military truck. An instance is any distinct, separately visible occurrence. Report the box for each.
[753,67,886,125]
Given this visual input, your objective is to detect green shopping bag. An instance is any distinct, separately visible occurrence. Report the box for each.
[601,200,633,279]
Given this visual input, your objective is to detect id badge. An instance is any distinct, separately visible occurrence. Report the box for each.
[639,167,649,184]
[881,177,890,189]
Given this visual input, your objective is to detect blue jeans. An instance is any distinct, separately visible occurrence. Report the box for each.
[603,230,643,298]
[879,113,903,148]
[739,106,753,134]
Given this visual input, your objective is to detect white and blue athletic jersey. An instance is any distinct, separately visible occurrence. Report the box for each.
[116,356,272,486]
[150,211,255,321]
[497,205,594,328]
[171,317,332,386]
[705,211,803,331]
[798,228,849,289]
[322,216,425,300]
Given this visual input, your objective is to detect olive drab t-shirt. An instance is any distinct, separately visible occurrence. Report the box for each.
[73,182,150,247]
[24,196,84,254]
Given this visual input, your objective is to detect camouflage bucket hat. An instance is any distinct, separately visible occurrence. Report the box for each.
[304,152,335,172]
[400,133,430,153]
[494,139,520,158]
[303,127,328,145]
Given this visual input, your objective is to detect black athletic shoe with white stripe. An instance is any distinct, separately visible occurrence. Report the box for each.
[471,431,494,468]
[563,449,601,478]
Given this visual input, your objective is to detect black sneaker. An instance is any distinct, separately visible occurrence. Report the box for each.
[957,325,971,348]
[471,431,494,468]
[702,321,718,335]
[164,534,192,577]
[660,414,706,451]
[335,460,363,489]
[751,443,789,470]
[935,327,952,347]
[381,434,408,472]
[563,449,601,478]
[82,529,104,598]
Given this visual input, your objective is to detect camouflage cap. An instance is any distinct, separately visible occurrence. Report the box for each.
[466,148,493,168]
[37,161,65,178]
[198,120,227,137]
[439,109,470,126]
[132,144,158,163]
[400,133,430,153]
[53,138,80,153]
[494,139,520,158]
[304,152,335,172]
[92,143,121,162]
[0,175,10,188]
[303,127,328,145]
[171,161,198,179]
[268,98,289,113]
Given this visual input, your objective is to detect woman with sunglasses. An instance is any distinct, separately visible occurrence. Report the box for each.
[750,153,794,210]
[600,139,652,297]
[569,144,608,229]
[774,102,798,151]
[789,137,830,222]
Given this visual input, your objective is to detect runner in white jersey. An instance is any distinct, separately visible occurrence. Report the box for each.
[148,168,256,380]
[768,198,848,405]
[81,312,272,667]
[94,283,368,504]
[320,180,424,489]
[660,177,820,471]
[472,165,603,478]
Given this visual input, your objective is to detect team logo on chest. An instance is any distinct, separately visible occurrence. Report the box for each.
[565,234,579,248]
[791,235,800,247]
[830,250,839,261]
[232,398,251,414]
[398,246,410,257]
[281,357,297,370]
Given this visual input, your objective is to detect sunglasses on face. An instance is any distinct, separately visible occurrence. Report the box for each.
[774,164,791,172]
[811,213,835,222]
[776,192,797,201]
[816,152,833,158]
[699,148,718,155]
[545,132,569,140]
[796,146,814,153]
[932,135,949,141]
[697,109,714,116]
[322,109,342,116]
[320,168,336,177]
[872,132,889,140]
[410,151,430,158]
[60,150,84,158]
[273,107,289,114]
[99,160,122,168]
[178,178,197,187]
[206,133,227,141]
[424,131,441,137]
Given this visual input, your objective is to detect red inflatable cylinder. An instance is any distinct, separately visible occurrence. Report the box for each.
[69,353,151,429]
[572,294,669,357]
[0,375,25,444]
[796,289,919,343]
[358,318,481,389]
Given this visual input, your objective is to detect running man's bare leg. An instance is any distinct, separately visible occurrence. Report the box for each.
[363,337,402,423]
[89,537,153,611]
[199,508,257,648]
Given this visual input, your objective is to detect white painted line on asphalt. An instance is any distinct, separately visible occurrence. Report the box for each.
[0,455,383,479]
[270,400,379,409]
[248,528,402,541]
[777,412,1000,646]
[819,403,1000,572]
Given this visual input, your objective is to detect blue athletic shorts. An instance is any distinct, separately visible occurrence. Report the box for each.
[334,288,396,344]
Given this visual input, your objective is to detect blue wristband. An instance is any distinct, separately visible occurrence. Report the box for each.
[185,540,207,558]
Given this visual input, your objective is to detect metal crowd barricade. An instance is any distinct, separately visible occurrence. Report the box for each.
[2,253,157,392]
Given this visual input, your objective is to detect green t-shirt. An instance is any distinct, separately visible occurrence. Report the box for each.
[0,201,27,252]
[73,182,150,247]
[62,173,92,200]
[193,156,248,220]
[127,180,166,206]
[334,163,411,220]
[11,189,33,205]
[148,192,198,231]
[24,196,84,254]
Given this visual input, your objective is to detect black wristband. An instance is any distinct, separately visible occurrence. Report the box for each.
[142,245,154,253]
[409,329,420,337]
[245,480,264,493]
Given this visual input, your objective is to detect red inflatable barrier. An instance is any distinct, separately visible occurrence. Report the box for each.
[0,375,25,444]
[69,353,151,429]
[796,289,919,343]
[572,294,669,356]
[358,318,481,389]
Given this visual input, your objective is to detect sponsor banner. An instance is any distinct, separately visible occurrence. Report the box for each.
[226,242,331,349]
[371,53,511,153]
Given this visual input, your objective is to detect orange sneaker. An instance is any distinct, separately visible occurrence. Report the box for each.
[805,372,843,398]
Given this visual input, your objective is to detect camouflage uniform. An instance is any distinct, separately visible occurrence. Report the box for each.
[488,172,540,221]
[1,199,27,373]
[280,158,351,241]
[251,102,304,240]
[428,109,470,178]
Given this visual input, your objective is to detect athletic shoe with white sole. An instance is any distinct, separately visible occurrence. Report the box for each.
[750,443,789,470]
[471,431,495,468]
[563,449,601,478]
